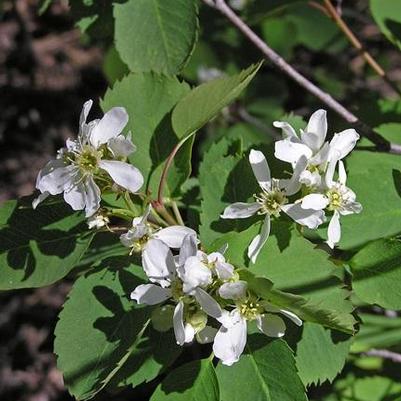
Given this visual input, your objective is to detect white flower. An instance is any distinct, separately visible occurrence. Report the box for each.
[130,237,222,345]
[221,149,325,263]
[274,109,359,188]
[177,248,235,295]
[33,100,144,217]
[87,213,109,229]
[213,297,302,366]
[301,160,362,248]
[120,205,196,254]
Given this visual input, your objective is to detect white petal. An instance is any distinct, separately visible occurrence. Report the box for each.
[130,284,171,305]
[107,134,136,158]
[99,160,144,193]
[90,107,129,147]
[154,226,197,248]
[32,191,50,209]
[179,256,212,294]
[35,158,66,188]
[249,149,271,191]
[282,203,326,229]
[184,324,195,343]
[309,142,330,165]
[279,309,303,326]
[282,155,307,196]
[301,194,329,210]
[213,318,247,366]
[177,234,198,268]
[325,158,337,187]
[83,176,101,217]
[215,261,234,280]
[79,100,93,134]
[299,170,321,188]
[274,139,313,165]
[327,210,341,248]
[329,129,359,161]
[142,239,176,286]
[194,288,223,319]
[218,281,247,300]
[37,165,77,195]
[197,326,218,344]
[63,181,86,211]
[303,109,327,151]
[221,202,260,219]
[248,215,270,263]
[257,314,286,337]
[173,301,186,346]
[273,121,298,139]
[338,160,347,185]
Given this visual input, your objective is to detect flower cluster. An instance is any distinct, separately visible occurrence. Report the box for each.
[33,103,362,367]
[221,109,362,261]
[125,228,301,366]
[33,100,143,217]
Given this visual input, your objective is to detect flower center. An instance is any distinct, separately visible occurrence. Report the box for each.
[326,187,343,211]
[238,297,264,321]
[130,234,150,254]
[255,190,287,217]
[76,146,101,173]
[171,279,184,301]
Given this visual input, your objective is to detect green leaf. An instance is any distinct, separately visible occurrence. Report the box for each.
[103,46,129,84]
[151,359,219,401]
[330,374,401,401]
[172,62,262,138]
[352,313,401,352]
[350,238,401,309]
[38,0,53,14]
[54,258,150,400]
[0,197,93,290]
[216,336,307,401]
[370,0,401,50]
[198,137,257,247]
[101,73,191,198]
[295,323,352,386]
[316,123,401,249]
[240,270,355,334]
[212,223,356,333]
[109,326,182,390]
[114,0,198,74]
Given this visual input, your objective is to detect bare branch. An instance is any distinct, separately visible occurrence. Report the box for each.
[364,349,401,363]
[202,0,401,154]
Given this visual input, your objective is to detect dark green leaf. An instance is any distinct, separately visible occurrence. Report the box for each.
[151,359,219,401]
[0,197,93,290]
[114,0,198,74]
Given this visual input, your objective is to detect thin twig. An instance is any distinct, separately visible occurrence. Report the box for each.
[363,349,401,363]
[171,201,185,226]
[202,0,401,154]
[322,0,401,97]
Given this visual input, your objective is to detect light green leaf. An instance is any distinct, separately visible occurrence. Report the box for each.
[295,323,352,386]
[240,270,355,334]
[217,336,307,401]
[315,123,401,249]
[172,62,262,138]
[101,73,191,198]
[370,0,401,50]
[350,238,401,309]
[212,223,356,333]
[329,374,401,401]
[114,0,198,74]
[151,359,219,401]
[0,197,93,290]
[54,259,150,400]
[352,313,401,352]
[198,137,257,247]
